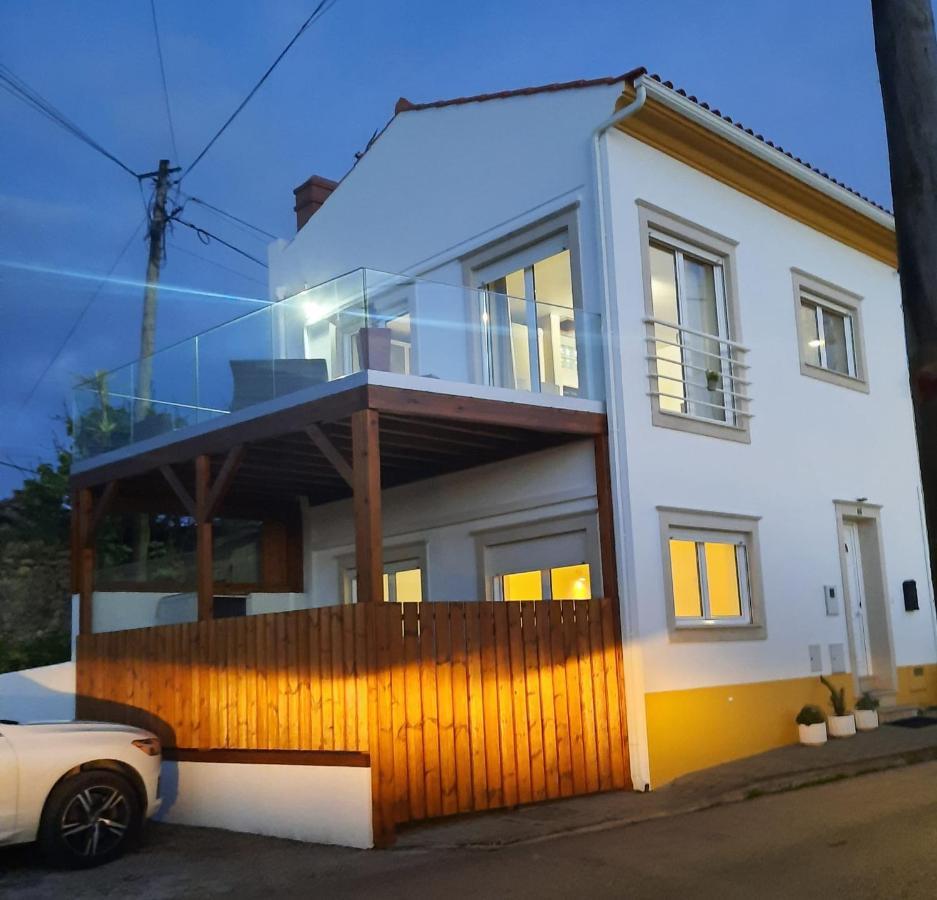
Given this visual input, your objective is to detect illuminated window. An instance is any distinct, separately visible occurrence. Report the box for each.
[668,531,750,625]
[494,563,592,602]
[659,508,766,640]
[343,547,426,603]
[492,563,592,600]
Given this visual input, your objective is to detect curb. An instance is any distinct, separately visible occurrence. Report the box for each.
[403,745,937,852]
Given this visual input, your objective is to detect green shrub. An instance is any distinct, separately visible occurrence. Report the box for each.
[820,675,849,716]
[855,692,879,711]
[796,704,826,726]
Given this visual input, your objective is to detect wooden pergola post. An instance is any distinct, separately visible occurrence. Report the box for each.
[75,481,119,635]
[77,488,95,635]
[352,409,383,603]
[195,454,214,621]
[593,431,620,607]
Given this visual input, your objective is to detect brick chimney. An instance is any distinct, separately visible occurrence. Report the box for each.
[293,175,338,231]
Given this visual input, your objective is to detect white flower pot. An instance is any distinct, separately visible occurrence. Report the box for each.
[828,714,856,738]
[798,722,828,746]
[854,709,879,731]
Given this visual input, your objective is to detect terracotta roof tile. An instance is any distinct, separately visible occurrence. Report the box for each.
[393,68,647,114]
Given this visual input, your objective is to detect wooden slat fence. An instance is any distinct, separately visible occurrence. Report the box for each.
[76,598,630,844]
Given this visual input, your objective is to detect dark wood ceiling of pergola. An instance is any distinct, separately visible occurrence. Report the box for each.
[74,384,606,520]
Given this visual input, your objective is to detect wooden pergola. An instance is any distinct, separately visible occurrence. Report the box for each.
[71,383,618,630]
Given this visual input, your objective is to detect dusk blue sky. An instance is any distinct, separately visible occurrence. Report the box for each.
[0,1,901,495]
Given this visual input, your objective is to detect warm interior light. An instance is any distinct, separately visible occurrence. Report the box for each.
[807,339,825,348]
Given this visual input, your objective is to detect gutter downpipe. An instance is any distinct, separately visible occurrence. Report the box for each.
[591,78,651,791]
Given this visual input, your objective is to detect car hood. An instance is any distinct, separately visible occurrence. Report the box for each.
[9,720,156,739]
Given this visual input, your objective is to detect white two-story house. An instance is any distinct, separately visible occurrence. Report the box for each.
[64,67,937,846]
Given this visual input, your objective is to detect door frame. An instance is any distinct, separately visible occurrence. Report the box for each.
[833,500,897,693]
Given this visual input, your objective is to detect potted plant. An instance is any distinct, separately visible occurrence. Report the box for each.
[854,692,880,731]
[796,704,827,746]
[705,369,721,391]
[820,675,856,737]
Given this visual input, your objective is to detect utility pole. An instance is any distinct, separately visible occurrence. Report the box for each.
[136,158,180,415]
[871,0,937,574]
[132,158,180,571]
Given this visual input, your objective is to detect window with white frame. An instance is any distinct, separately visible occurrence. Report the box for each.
[478,516,601,602]
[639,205,750,442]
[467,215,583,398]
[658,507,766,641]
[342,546,426,603]
[792,270,867,391]
[668,530,751,625]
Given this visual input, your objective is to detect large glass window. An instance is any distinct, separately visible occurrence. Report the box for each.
[477,234,580,397]
[648,236,734,424]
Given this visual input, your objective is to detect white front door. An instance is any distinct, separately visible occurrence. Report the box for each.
[843,522,873,678]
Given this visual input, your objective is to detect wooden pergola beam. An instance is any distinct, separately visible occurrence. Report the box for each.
[305,424,353,487]
[352,409,382,603]
[204,445,244,520]
[88,480,119,539]
[160,464,196,518]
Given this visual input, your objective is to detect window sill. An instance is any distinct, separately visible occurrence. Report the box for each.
[669,621,766,643]
[651,407,751,444]
[799,362,869,394]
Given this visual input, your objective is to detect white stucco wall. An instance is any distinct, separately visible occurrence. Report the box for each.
[0,662,75,722]
[304,442,599,604]
[605,130,937,695]
[156,761,372,848]
[269,83,620,316]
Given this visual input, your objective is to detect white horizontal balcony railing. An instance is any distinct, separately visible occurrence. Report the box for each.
[72,269,604,461]
[643,317,752,428]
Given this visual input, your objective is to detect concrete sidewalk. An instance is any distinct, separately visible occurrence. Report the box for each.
[396,720,937,850]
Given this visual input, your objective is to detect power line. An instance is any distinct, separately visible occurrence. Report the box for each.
[0,64,141,179]
[181,0,339,179]
[149,0,180,163]
[0,458,41,477]
[170,215,269,268]
[166,240,268,287]
[19,217,147,411]
[180,194,278,240]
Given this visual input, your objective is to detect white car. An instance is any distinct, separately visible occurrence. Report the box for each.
[0,720,161,868]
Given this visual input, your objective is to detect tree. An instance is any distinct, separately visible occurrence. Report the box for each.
[872,0,937,566]
[0,451,72,674]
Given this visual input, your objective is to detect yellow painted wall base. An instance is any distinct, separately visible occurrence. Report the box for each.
[896,663,937,707]
[646,665,937,786]
[645,673,855,788]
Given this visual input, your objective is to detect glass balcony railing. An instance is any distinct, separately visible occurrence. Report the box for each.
[72,268,605,461]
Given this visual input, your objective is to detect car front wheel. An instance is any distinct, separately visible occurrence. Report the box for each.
[38,770,142,868]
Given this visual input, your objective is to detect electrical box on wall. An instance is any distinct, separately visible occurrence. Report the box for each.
[808,644,823,673]
[903,580,919,611]
[824,585,838,616]
[829,643,847,674]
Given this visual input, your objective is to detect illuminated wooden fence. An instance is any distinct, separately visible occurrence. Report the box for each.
[76,598,630,844]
